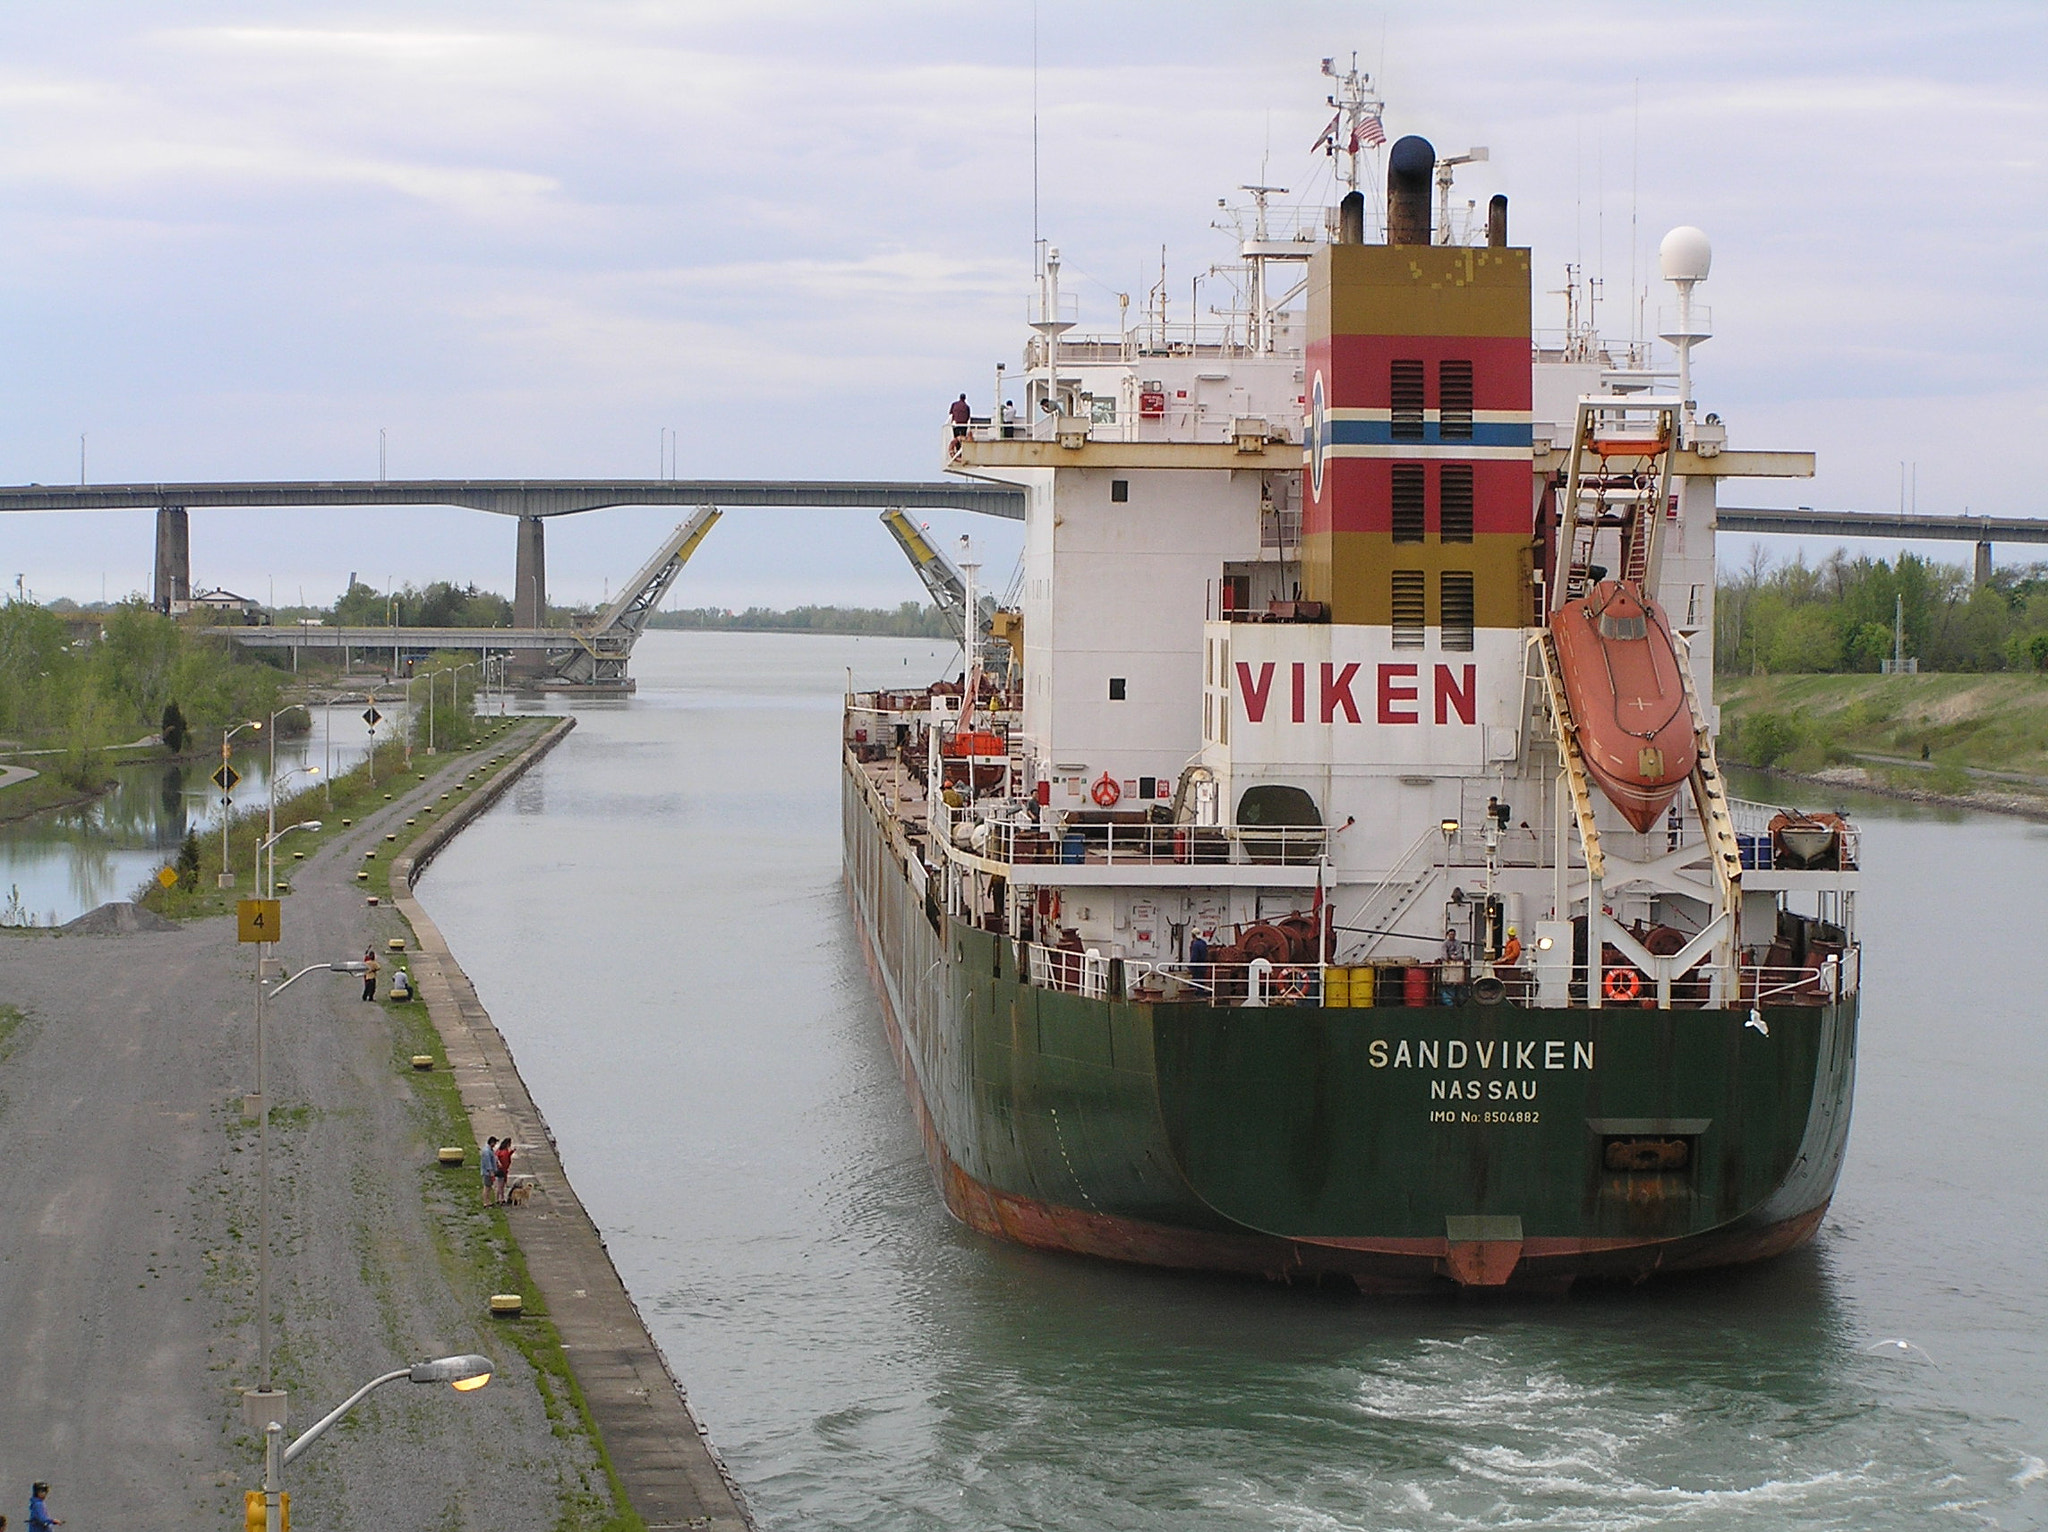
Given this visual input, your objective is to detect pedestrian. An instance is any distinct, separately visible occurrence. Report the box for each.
[494,1136,515,1204]
[481,1136,499,1204]
[948,393,972,438]
[27,1483,60,1530]
[360,946,380,1002]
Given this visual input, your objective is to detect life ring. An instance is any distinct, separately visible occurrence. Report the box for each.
[1091,773,1122,807]
[1276,966,1309,1003]
[1603,967,1642,1003]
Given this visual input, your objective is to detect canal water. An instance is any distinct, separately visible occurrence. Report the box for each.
[0,704,396,926]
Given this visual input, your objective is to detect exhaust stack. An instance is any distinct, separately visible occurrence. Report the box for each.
[1338,191,1365,245]
[1487,194,1508,247]
[1386,136,1435,245]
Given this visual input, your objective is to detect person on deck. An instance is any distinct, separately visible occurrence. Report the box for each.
[948,394,972,438]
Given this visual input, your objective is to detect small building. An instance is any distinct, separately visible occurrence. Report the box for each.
[171,588,268,624]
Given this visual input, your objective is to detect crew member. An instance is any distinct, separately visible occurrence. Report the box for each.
[948,394,973,438]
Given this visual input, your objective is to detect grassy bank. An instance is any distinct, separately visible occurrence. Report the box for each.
[137,718,532,919]
[1717,673,2048,807]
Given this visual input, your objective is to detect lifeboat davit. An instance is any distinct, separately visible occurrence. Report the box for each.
[1551,581,1698,832]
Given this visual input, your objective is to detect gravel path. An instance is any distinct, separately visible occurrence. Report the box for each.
[0,723,612,1528]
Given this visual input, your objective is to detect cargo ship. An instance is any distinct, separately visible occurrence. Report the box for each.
[843,64,1859,1291]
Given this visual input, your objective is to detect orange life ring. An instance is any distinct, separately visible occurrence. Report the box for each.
[1091,773,1122,807]
[1603,967,1642,1003]
[1276,966,1309,1002]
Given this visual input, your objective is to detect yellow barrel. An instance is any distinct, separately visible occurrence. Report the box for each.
[1352,965,1376,1008]
[1322,966,1350,1008]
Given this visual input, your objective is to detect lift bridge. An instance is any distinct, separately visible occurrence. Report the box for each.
[0,477,1027,692]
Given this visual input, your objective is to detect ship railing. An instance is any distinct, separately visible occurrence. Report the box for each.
[961,814,1327,869]
[1020,943,1325,1006]
[1013,940,1860,1009]
[1740,949,1859,1006]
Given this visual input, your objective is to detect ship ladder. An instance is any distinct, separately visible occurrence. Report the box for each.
[1672,634,1745,996]
[1534,631,1606,885]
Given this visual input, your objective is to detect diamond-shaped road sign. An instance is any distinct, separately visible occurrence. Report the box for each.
[363,707,382,728]
[211,762,241,793]
[157,865,179,890]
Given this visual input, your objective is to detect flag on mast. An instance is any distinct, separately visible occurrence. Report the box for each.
[1312,111,1341,152]
[1350,113,1387,153]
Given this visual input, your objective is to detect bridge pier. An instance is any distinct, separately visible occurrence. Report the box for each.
[513,514,548,675]
[152,506,190,612]
[1975,540,1993,586]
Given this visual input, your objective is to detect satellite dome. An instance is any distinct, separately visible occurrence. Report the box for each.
[1659,226,1712,282]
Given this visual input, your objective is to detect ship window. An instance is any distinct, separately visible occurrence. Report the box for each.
[1236,784,1321,827]
[1391,464,1426,544]
[1391,570,1426,649]
[1111,478,1129,502]
[1390,360,1425,440]
[1109,677,1127,700]
[1440,572,1475,651]
[1598,612,1648,641]
[1439,463,1474,543]
[1439,359,1474,440]
[1093,396,1117,425]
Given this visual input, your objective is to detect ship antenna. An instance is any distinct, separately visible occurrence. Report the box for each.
[1031,0,1040,249]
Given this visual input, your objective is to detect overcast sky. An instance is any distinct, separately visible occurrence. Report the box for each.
[0,2,2041,609]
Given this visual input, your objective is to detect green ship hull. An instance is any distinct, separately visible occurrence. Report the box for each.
[845,765,1857,1292]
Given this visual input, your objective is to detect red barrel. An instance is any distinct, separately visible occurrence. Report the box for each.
[1403,965,1430,1007]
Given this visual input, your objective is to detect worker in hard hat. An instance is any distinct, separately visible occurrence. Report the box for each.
[1500,926,1523,965]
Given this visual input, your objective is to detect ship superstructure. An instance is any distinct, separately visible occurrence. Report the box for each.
[844,82,1860,1291]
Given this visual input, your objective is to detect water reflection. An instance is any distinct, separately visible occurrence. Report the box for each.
[0,706,397,925]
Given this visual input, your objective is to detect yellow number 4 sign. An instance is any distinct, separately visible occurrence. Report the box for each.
[237,899,282,944]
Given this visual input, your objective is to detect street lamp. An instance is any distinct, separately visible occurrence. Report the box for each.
[219,720,263,888]
[243,958,370,1433]
[254,1353,493,1532]
[256,818,320,902]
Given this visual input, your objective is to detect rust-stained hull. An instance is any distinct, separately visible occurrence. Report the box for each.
[844,760,1857,1294]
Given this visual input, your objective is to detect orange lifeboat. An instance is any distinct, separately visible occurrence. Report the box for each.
[1550,581,1697,832]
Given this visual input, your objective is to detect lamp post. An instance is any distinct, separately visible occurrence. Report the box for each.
[446,662,478,749]
[218,720,263,888]
[243,959,368,1432]
[255,1353,493,1532]
[256,816,319,902]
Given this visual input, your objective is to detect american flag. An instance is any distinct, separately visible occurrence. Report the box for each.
[1350,113,1387,152]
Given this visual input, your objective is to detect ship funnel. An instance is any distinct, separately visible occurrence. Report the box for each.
[1386,136,1435,245]
[1338,190,1365,245]
[1487,194,1508,247]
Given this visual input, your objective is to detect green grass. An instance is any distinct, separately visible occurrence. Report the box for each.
[136,715,533,920]
[1718,673,2048,786]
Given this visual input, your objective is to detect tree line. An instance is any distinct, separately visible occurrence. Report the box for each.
[648,602,952,637]
[1715,549,2048,674]
[0,600,284,786]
